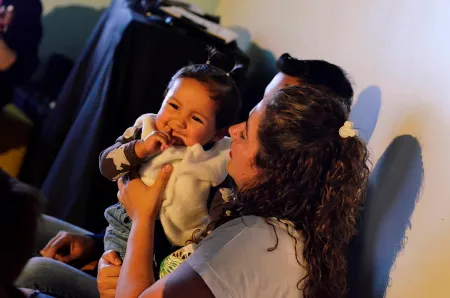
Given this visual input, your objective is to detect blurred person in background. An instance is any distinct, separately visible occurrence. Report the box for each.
[0,169,54,298]
[0,0,42,109]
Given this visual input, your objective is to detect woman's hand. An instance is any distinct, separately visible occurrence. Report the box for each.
[97,250,122,298]
[0,2,14,34]
[118,164,172,221]
[0,3,15,71]
[0,37,16,70]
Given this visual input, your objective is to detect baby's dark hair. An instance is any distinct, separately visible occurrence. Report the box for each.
[167,48,242,129]
[277,53,354,112]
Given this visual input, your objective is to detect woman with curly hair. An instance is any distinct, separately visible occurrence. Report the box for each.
[114,85,370,298]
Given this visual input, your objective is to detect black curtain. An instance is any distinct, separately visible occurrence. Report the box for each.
[30,0,248,231]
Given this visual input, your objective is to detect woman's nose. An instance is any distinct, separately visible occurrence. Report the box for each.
[229,122,243,138]
[228,125,237,138]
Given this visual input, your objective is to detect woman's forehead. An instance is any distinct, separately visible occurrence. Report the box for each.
[248,100,266,133]
[250,99,265,116]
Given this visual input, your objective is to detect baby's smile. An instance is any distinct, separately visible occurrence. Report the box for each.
[171,132,185,146]
[168,130,185,146]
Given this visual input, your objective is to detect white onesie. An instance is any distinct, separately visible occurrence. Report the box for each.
[136,114,230,246]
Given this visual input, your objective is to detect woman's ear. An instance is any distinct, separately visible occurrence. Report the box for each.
[213,128,228,141]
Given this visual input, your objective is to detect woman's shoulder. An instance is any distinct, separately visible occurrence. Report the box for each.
[212,216,302,256]
[187,216,305,297]
[208,215,300,241]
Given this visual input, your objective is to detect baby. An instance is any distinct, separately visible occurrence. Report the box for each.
[99,58,241,261]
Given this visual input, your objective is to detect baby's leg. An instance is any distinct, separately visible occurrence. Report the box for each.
[104,202,132,260]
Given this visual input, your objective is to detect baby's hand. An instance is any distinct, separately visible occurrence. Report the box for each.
[142,130,174,155]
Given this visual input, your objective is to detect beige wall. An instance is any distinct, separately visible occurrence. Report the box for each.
[187,0,219,14]
[42,0,110,15]
[39,0,110,62]
[217,0,450,297]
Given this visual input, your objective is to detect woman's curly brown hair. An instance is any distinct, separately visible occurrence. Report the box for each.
[198,85,370,298]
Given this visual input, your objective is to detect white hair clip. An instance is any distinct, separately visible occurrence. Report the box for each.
[206,60,211,65]
[339,121,358,138]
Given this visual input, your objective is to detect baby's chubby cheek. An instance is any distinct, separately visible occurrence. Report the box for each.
[154,117,167,132]
[189,128,214,146]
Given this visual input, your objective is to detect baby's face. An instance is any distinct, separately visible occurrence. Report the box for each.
[155,78,219,147]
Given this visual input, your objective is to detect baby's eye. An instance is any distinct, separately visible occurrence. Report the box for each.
[192,115,204,124]
[169,103,179,110]
[238,131,245,139]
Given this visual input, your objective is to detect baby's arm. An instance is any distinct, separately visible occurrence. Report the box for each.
[99,123,145,181]
[99,121,173,181]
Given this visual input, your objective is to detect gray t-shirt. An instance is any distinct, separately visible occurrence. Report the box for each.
[186,216,305,298]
